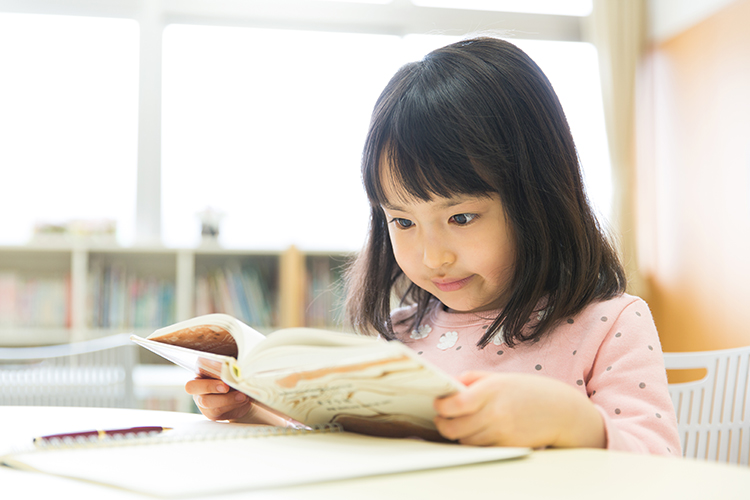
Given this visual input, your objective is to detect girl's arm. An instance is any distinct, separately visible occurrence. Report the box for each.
[434,298,681,454]
[433,371,606,448]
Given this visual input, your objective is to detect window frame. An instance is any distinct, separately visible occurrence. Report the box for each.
[0,0,587,244]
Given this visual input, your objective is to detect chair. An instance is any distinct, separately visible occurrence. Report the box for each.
[0,334,136,408]
[663,345,750,465]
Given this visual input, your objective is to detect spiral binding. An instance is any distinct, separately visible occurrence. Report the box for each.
[29,422,343,452]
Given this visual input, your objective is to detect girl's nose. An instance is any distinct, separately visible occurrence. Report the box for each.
[422,242,455,270]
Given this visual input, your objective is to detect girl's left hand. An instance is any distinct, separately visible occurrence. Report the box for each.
[433,370,606,449]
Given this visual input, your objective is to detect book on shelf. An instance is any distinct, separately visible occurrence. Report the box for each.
[1,418,530,497]
[0,271,70,329]
[130,313,462,442]
[88,259,175,329]
[194,264,274,327]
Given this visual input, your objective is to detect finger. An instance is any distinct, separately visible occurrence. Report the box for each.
[195,391,248,411]
[455,424,505,447]
[434,386,486,418]
[193,393,251,421]
[434,411,489,443]
[455,370,492,386]
[185,378,230,396]
[198,401,252,422]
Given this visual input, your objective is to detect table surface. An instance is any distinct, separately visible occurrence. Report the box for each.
[2,405,750,500]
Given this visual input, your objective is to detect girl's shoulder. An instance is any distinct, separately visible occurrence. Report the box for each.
[565,293,655,335]
[584,293,651,318]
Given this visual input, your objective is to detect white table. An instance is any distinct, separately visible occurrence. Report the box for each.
[2,406,750,499]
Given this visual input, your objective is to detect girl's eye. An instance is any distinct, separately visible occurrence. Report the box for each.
[390,218,414,229]
[450,213,478,225]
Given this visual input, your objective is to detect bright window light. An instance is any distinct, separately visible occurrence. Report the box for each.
[0,13,139,246]
[162,29,610,250]
[162,26,406,251]
[299,0,392,3]
[411,0,592,16]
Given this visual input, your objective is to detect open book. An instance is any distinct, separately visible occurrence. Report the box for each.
[130,314,463,441]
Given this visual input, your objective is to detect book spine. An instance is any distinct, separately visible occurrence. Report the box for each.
[0,271,71,329]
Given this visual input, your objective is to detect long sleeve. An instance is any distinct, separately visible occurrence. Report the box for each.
[392,294,682,456]
[585,299,681,455]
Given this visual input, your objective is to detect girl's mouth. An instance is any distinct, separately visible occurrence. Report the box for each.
[432,275,474,292]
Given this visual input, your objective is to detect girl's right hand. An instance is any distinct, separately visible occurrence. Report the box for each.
[184,378,252,422]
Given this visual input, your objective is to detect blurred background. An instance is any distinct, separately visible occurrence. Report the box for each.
[1,0,749,402]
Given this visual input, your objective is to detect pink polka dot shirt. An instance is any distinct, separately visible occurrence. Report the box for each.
[391,293,682,456]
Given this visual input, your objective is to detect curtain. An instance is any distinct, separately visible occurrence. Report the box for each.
[584,0,648,295]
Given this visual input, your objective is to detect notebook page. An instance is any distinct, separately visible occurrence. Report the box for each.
[5,431,530,498]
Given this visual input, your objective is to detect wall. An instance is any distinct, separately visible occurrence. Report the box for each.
[639,0,750,356]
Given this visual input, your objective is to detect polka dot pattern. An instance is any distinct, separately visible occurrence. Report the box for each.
[390,295,679,456]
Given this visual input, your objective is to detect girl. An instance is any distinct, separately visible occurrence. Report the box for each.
[186,37,681,455]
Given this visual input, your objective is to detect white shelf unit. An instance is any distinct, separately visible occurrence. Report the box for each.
[0,244,353,347]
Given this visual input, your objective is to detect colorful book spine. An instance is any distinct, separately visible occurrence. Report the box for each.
[194,264,274,328]
[0,271,71,328]
[88,259,175,329]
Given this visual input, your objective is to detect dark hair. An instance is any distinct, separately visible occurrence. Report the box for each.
[346,37,626,347]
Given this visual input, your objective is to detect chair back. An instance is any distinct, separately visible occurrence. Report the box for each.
[663,346,750,465]
[0,334,136,408]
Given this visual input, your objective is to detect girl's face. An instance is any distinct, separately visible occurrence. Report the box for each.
[380,177,516,314]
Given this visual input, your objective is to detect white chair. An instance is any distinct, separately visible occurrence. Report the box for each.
[0,334,136,408]
[663,345,750,465]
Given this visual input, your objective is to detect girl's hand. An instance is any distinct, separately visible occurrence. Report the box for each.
[433,371,606,449]
[185,378,252,422]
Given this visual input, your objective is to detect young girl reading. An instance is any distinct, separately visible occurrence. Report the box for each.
[186,37,681,455]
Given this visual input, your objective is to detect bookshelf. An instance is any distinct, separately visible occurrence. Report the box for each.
[0,244,353,347]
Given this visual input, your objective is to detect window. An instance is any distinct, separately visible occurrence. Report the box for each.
[411,0,592,16]
[0,13,139,245]
[162,29,610,250]
[1,2,609,250]
[162,27,405,250]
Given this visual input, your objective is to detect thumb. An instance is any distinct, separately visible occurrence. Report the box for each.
[456,370,492,386]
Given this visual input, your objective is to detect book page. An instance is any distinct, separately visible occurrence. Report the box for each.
[227,338,463,442]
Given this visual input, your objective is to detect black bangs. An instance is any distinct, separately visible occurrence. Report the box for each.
[362,60,497,208]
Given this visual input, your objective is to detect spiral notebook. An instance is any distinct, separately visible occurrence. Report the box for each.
[1,421,530,498]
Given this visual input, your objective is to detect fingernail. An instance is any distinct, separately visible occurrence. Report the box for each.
[216,384,228,393]
[235,393,247,402]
